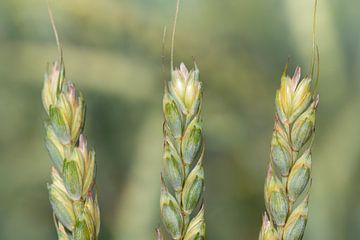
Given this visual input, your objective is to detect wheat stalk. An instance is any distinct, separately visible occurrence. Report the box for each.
[259,66,319,240]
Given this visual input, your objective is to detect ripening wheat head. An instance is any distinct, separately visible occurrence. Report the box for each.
[259,67,319,240]
[160,62,206,240]
[42,58,100,239]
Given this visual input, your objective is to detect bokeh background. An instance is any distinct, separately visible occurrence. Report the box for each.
[0,0,359,239]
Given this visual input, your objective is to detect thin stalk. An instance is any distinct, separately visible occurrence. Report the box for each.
[170,0,181,70]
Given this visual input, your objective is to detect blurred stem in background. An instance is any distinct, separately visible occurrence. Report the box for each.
[113,112,162,240]
[310,98,360,240]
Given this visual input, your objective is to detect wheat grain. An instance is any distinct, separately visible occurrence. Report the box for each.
[42,57,100,239]
[259,66,319,240]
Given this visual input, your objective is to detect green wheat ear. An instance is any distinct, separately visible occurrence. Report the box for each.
[42,8,100,239]
[158,1,206,239]
[160,62,205,240]
[259,66,319,240]
[259,1,320,239]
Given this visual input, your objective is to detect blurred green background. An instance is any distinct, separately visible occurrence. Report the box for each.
[0,0,359,239]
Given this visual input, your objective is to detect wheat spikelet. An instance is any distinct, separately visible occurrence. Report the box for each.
[259,66,319,240]
[42,55,100,239]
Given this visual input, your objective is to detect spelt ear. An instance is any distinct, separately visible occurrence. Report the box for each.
[42,16,100,239]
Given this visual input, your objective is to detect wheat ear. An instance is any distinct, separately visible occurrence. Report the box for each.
[259,66,319,240]
[160,61,205,240]
[42,52,100,239]
[158,1,205,239]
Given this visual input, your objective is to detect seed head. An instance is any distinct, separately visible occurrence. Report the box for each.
[276,67,313,124]
[169,63,201,115]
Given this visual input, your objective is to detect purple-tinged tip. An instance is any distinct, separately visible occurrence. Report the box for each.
[267,163,273,174]
[79,134,87,154]
[262,213,270,226]
[312,94,320,108]
[51,166,57,175]
[155,228,163,240]
[52,61,60,71]
[67,82,76,99]
[315,94,320,104]
[180,63,188,79]
[49,62,60,81]
[291,67,301,91]
[265,164,274,182]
